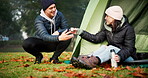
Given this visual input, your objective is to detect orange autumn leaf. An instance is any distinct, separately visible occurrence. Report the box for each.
[42,75,55,78]
[64,72,87,78]
[53,68,65,72]
[0,59,7,63]
[24,58,35,62]
[34,68,49,72]
[65,70,74,73]
[74,72,88,78]
[134,66,144,73]
[17,64,30,67]
[64,72,75,77]
[105,66,125,72]
[119,75,124,77]
[132,72,147,78]
[97,73,107,76]
[26,76,37,78]
[104,75,116,78]
[126,66,133,71]
[10,57,35,62]
[0,67,6,69]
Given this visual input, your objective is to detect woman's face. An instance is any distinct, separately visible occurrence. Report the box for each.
[105,15,115,25]
[44,4,56,18]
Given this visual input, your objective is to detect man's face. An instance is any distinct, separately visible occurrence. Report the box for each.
[105,15,115,25]
[44,4,56,18]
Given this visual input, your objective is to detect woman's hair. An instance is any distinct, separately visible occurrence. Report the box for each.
[112,20,121,32]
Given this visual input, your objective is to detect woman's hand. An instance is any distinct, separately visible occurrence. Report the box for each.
[113,54,120,62]
[58,30,74,41]
[69,28,78,34]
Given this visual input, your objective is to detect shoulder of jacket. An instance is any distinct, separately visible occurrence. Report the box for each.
[125,24,134,30]
[57,11,62,15]
[56,11,64,17]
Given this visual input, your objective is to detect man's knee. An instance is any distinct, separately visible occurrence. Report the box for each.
[64,39,71,45]
[22,37,37,52]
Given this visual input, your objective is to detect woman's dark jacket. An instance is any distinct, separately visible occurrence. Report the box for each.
[79,16,137,62]
[34,11,68,42]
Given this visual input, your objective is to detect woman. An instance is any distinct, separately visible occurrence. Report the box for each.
[70,6,137,69]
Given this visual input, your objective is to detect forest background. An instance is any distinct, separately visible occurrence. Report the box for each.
[0,0,90,51]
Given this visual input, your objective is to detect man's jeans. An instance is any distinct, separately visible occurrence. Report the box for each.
[88,45,134,63]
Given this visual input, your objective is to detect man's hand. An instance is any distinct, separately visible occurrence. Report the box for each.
[52,31,59,35]
[58,30,74,41]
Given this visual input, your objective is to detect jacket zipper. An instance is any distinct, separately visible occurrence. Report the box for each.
[111,32,114,43]
[111,32,113,39]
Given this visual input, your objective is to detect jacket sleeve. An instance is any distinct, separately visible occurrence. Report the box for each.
[57,12,68,33]
[117,26,136,61]
[34,17,59,42]
[79,30,106,44]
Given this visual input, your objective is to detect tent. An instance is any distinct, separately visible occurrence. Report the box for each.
[72,0,148,58]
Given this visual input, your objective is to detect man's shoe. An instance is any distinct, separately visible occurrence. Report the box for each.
[34,55,43,64]
[49,58,60,64]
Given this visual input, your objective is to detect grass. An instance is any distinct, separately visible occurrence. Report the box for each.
[0,52,148,78]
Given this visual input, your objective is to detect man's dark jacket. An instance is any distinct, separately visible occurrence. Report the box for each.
[34,11,68,42]
[79,16,137,62]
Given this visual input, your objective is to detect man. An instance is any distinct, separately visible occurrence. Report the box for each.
[70,6,137,69]
[22,0,74,64]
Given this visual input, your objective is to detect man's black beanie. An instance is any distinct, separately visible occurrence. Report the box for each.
[41,0,56,11]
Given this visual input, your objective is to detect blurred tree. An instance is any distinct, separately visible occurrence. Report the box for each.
[0,0,21,39]
[55,0,90,28]
[0,0,89,39]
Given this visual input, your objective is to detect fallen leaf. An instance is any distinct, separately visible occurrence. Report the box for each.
[119,75,124,77]
[53,68,65,72]
[0,59,7,63]
[126,66,133,71]
[104,75,112,78]
[42,75,55,78]
[97,73,107,76]
[105,66,124,72]
[34,68,50,72]
[64,72,75,77]
[0,67,7,69]
[11,58,24,62]
[65,70,74,73]
[64,71,88,78]
[24,57,35,62]
[134,66,144,73]
[26,76,37,78]
[17,64,30,67]
[132,72,147,78]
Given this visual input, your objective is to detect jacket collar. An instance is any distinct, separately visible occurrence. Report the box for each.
[40,9,58,34]
[104,15,126,32]
[40,9,57,24]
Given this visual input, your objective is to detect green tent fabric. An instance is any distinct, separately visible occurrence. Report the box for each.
[72,0,110,57]
[72,0,148,57]
[110,0,148,52]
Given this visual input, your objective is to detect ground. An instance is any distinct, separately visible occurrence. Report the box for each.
[0,52,148,78]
